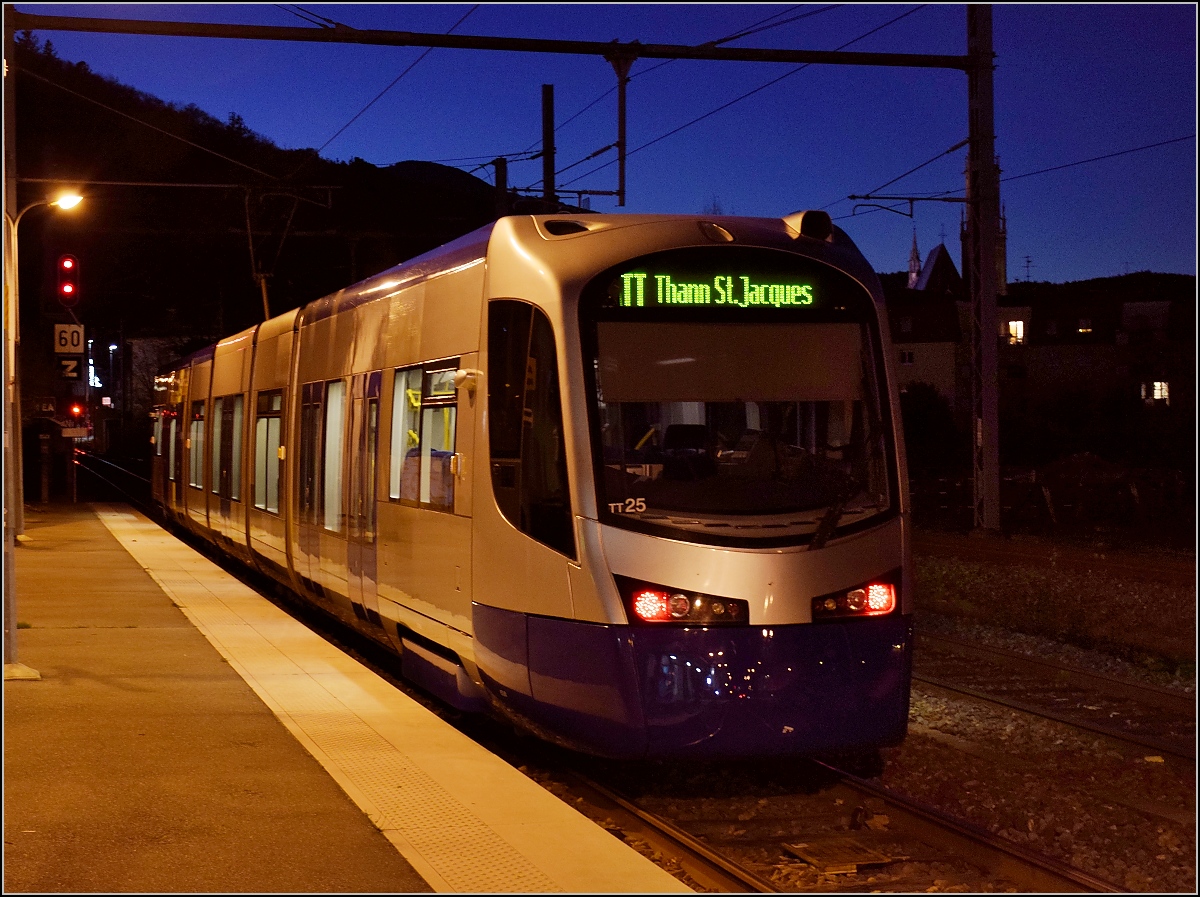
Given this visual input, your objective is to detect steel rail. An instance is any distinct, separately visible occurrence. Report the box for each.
[814,760,1127,893]
[76,450,151,485]
[915,630,1195,714]
[556,768,779,893]
[913,631,1195,761]
[914,673,1194,762]
[71,452,157,517]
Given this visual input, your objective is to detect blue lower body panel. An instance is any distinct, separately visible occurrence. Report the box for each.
[473,602,912,759]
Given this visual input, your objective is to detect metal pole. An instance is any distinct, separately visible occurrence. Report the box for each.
[967,5,1001,533]
[3,18,39,679]
[3,210,20,677]
[606,52,634,207]
[492,157,508,217]
[258,274,270,321]
[4,20,24,540]
[541,84,556,207]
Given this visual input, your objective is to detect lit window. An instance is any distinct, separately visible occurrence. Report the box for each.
[1154,381,1169,404]
[1006,320,1024,345]
[254,390,283,513]
[1077,318,1092,334]
[389,368,423,501]
[388,365,458,513]
[188,401,205,488]
[323,379,346,531]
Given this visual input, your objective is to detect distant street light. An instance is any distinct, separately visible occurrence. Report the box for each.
[108,343,118,412]
[4,190,84,680]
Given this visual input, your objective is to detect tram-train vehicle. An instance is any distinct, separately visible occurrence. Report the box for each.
[151,211,912,759]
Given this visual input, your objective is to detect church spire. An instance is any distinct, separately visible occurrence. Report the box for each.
[907,228,921,289]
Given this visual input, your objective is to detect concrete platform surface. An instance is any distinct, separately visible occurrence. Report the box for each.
[4,504,690,894]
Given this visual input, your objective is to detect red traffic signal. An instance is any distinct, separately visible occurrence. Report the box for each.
[70,403,84,417]
[57,254,79,307]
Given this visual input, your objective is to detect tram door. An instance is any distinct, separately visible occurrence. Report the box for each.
[348,371,382,623]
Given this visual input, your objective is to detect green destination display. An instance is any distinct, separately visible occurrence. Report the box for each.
[618,271,815,309]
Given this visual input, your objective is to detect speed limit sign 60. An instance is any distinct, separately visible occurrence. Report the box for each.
[54,324,84,355]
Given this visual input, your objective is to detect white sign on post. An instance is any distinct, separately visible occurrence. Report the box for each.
[54,323,84,355]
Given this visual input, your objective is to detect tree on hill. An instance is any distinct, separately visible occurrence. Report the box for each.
[12,31,501,343]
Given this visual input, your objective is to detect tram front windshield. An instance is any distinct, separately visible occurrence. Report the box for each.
[583,246,894,543]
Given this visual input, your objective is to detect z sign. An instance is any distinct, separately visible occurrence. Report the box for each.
[59,357,81,380]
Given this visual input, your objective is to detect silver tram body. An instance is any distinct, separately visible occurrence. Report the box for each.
[151,212,913,758]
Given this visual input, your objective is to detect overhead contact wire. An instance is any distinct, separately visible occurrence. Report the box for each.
[520,4,844,193]
[559,4,927,189]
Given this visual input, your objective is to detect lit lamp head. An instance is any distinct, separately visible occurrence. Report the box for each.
[51,193,83,210]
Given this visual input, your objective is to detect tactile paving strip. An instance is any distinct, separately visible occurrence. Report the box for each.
[297,710,559,893]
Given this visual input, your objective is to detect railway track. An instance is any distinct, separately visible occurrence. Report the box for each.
[556,757,1125,893]
[913,630,1195,760]
[71,450,156,515]
[56,487,1180,890]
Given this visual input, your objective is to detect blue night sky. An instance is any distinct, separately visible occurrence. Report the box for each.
[12,3,1198,284]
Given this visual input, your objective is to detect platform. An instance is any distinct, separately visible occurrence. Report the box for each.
[4,503,690,894]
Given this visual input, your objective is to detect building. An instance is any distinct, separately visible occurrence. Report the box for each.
[882,244,1194,472]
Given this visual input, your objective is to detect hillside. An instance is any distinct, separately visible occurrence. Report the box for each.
[12,32,503,341]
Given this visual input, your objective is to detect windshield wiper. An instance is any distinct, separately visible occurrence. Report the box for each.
[808,473,859,551]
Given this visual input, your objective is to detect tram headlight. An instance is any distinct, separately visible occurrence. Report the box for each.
[618,576,749,625]
[811,571,899,620]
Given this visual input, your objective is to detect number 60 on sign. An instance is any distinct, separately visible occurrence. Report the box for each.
[54,323,83,354]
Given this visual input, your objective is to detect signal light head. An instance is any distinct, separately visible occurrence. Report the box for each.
[57,254,80,307]
[70,404,84,416]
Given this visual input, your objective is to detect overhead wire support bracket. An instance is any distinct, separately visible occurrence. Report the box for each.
[603,42,639,206]
[847,192,968,218]
[850,201,915,218]
[7,13,970,70]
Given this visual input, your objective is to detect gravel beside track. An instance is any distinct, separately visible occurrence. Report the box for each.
[885,533,1196,892]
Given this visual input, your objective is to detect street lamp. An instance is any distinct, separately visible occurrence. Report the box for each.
[108,343,117,406]
[5,193,83,400]
[4,190,83,680]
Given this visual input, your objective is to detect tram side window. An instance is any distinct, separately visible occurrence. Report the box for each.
[167,413,177,481]
[323,379,347,531]
[389,368,423,502]
[420,368,457,511]
[229,395,244,501]
[211,397,224,494]
[299,382,324,525]
[388,365,458,512]
[254,390,283,513]
[212,395,244,500]
[153,412,164,456]
[364,393,379,538]
[487,300,575,559]
[188,400,205,488]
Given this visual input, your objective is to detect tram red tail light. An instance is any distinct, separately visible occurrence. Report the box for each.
[618,576,748,625]
[812,573,899,620]
[633,589,671,622]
